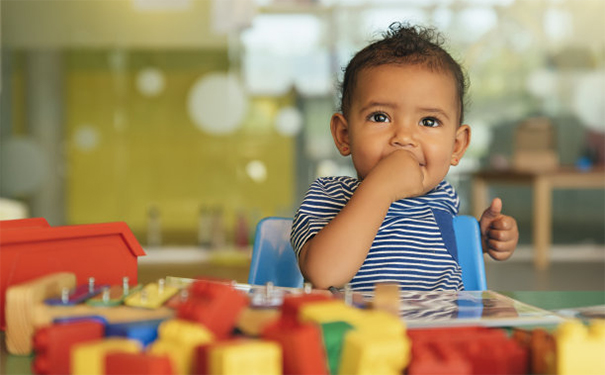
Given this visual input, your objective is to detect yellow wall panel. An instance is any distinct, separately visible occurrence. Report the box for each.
[65,50,295,245]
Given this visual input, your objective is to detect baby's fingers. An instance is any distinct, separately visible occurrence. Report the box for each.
[486,227,517,242]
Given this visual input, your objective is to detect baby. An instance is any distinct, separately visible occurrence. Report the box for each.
[291,22,518,292]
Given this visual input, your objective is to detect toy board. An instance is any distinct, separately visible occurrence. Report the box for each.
[165,277,565,328]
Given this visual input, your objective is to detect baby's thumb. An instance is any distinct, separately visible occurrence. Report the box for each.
[484,198,503,220]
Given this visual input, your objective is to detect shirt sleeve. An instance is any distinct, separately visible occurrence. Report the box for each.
[290,178,348,259]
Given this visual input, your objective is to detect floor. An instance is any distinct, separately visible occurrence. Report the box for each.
[138,244,605,291]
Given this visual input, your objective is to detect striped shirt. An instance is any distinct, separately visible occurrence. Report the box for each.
[291,176,464,293]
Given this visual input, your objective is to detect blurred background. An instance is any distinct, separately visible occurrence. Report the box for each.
[1,0,603,288]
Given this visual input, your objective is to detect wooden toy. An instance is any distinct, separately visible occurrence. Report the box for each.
[32,320,105,375]
[105,352,174,375]
[371,283,400,316]
[70,337,141,375]
[176,279,249,339]
[87,279,143,307]
[0,218,145,330]
[44,278,108,306]
[554,319,605,375]
[4,273,174,355]
[148,319,214,375]
[124,279,179,309]
[6,272,76,354]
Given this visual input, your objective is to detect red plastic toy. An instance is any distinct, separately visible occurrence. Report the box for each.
[408,326,529,375]
[0,218,146,330]
[176,279,249,339]
[32,320,105,375]
[262,319,329,375]
[105,352,174,375]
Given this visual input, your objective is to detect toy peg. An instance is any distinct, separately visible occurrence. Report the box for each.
[371,283,400,316]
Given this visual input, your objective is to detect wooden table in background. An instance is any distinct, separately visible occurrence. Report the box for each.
[471,168,605,270]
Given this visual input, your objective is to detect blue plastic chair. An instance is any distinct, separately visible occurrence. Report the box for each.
[248,215,487,290]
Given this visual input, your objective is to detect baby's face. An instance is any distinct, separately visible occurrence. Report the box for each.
[345,64,468,194]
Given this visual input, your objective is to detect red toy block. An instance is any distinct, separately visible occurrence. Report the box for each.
[408,326,529,375]
[105,352,174,375]
[408,341,471,375]
[262,318,329,375]
[32,320,105,375]
[176,280,249,339]
[0,218,145,330]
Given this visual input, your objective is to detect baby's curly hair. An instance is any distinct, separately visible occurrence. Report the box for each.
[339,22,469,124]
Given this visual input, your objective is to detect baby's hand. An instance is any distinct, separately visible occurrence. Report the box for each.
[479,198,519,261]
[366,149,424,202]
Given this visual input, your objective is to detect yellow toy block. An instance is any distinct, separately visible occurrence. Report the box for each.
[71,338,141,375]
[338,329,410,375]
[209,340,282,375]
[299,300,365,327]
[353,309,406,338]
[148,319,214,374]
[555,319,605,375]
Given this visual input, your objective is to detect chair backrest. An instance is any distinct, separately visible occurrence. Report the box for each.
[248,215,487,291]
[247,217,304,288]
[453,215,487,291]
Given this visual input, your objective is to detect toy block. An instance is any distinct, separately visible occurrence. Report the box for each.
[530,329,556,375]
[555,319,605,375]
[196,339,282,375]
[320,321,354,375]
[279,293,332,323]
[262,319,329,375]
[176,279,249,339]
[408,326,528,375]
[105,319,165,347]
[353,310,406,338]
[4,273,174,355]
[71,337,142,375]
[299,300,365,328]
[0,219,145,330]
[338,328,409,375]
[148,319,214,375]
[5,272,76,354]
[32,320,105,375]
[407,341,471,375]
[105,352,174,375]
[124,279,179,309]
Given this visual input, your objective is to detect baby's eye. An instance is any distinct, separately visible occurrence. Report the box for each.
[420,117,440,127]
[369,112,390,123]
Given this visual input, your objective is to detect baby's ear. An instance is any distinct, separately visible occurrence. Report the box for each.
[330,113,351,156]
[451,124,471,166]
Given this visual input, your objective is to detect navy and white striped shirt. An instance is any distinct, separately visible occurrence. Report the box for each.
[291,176,464,293]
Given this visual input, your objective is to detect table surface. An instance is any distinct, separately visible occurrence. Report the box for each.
[1,290,604,375]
